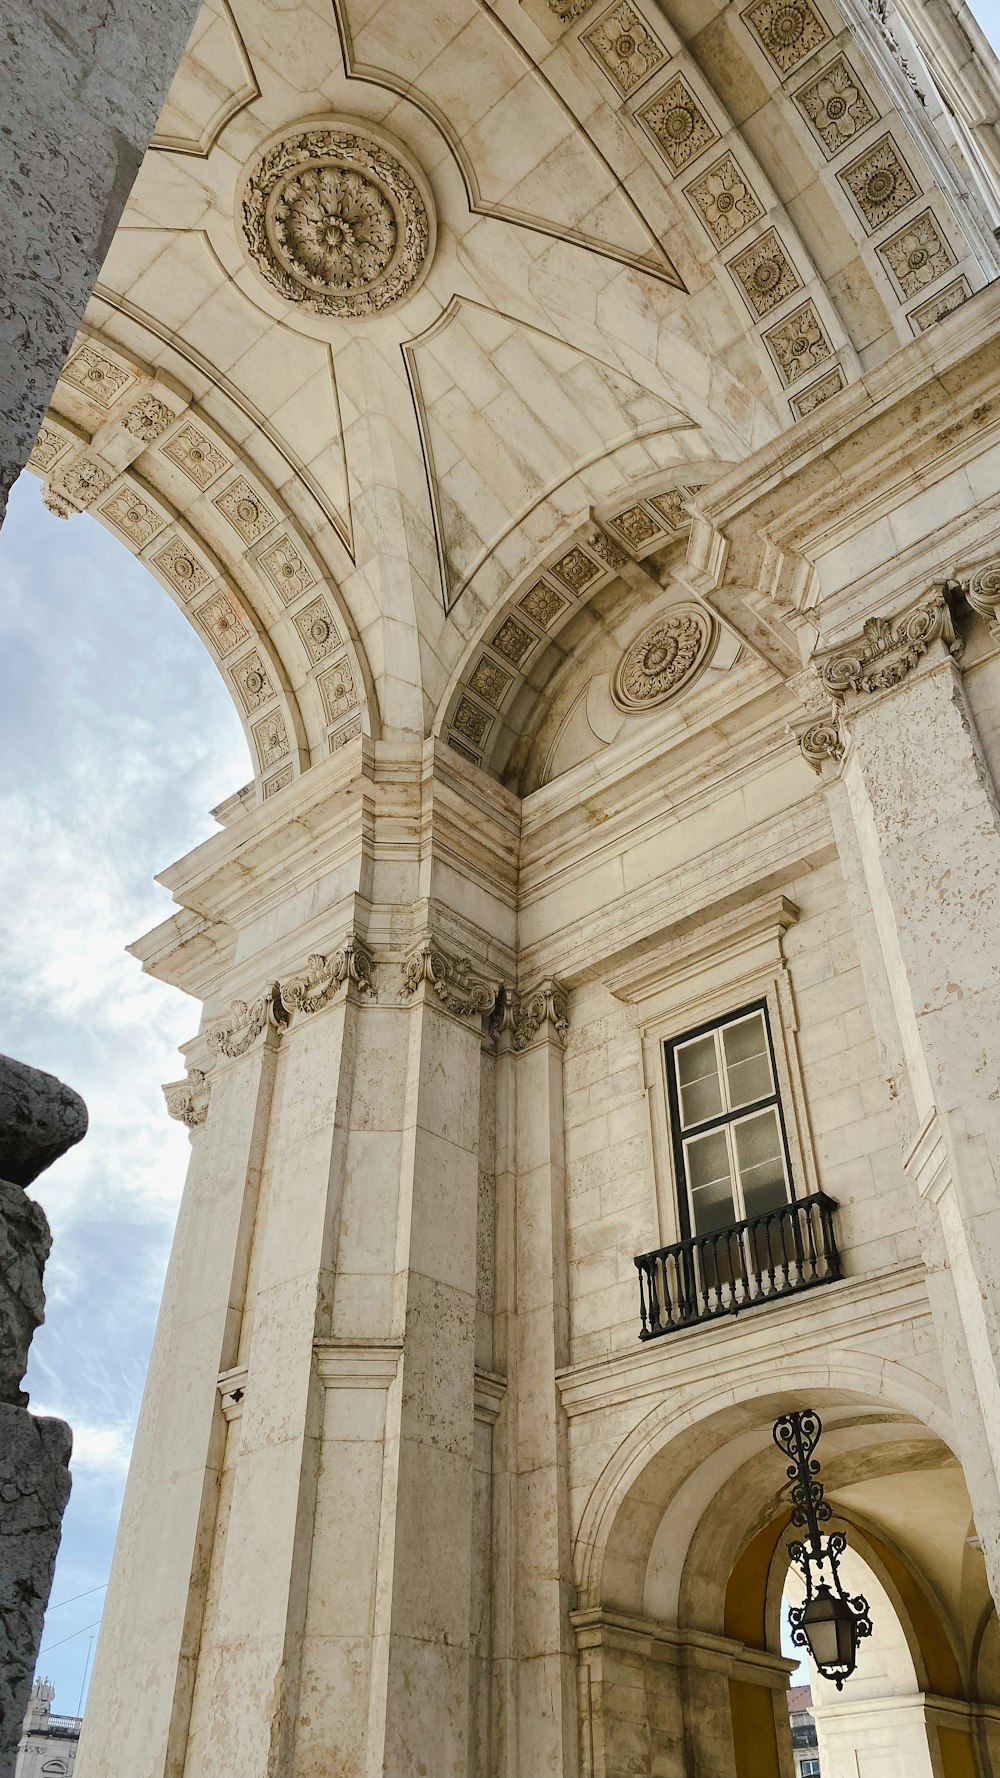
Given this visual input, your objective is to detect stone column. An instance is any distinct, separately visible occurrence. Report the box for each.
[75,990,286,1778]
[0,0,202,521]
[803,589,1000,1602]
[506,981,578,1778]
[0,1056,85,1778]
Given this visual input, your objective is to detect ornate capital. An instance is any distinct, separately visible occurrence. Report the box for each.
[964,561,1000,632]
[279,938,376,1014]
[163,1068,211,1128]
[796,712,846,775]
[498,979,570,1051]
[206,984,288,1059]
[400,941,502,1020]
[816,592,959,702]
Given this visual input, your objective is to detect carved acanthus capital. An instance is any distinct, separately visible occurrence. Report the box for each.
[400,942,502,1020]
[964,562,1000,632]
[504,979,570,1051]
[206,984,288,1059]
[163,1068,211,1129]
[279,938,376,1015]
[795,712,846,775]
[816,592,959,702]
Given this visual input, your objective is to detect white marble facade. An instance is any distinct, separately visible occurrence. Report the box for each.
[16,0,1000,1774]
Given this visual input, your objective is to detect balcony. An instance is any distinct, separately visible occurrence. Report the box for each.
[634,1192,841,1341]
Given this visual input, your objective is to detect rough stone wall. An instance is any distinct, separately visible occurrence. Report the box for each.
[0,1056,86,1778]
[0,0,202,522]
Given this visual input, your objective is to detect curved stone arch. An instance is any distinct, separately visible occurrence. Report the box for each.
[571,1351,956,1612]
[31,329,378,796]
[431,456,735,781]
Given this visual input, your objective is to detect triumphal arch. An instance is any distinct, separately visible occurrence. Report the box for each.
[10,0,1000,1772]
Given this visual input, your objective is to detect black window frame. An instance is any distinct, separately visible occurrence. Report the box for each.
[663,997,797,1242]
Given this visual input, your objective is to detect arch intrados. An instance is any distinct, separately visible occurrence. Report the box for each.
[573,1357,956,1609]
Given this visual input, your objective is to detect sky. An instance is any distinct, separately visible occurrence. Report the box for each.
[0,475,250,1711]
[4,0,1000,1723]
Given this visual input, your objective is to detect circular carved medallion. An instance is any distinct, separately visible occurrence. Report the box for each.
[242,123,433,317]
[612,605,716,711]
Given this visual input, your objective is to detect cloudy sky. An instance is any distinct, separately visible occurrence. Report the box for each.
[4,0,1000,1717]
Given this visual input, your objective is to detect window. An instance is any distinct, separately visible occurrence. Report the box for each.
[801,1760,821,1776]
[664,1002,794,1241]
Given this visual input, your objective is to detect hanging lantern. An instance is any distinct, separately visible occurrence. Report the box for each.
[772,1410,873,1689]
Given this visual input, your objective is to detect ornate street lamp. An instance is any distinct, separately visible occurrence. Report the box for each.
[773,1408,873,1689]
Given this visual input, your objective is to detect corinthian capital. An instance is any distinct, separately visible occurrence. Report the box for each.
[816,591,959,702]
[279,938,376,1015]
[400,941,502,1020]
[163,1069,211,1129]
[206,984,288,1059]
[502,979,570,1051]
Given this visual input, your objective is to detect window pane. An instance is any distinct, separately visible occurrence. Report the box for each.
[675,1034,723,1127]
[733,1108,788,1217]
[722,1012,773,1108]
[686,1129,736,1233]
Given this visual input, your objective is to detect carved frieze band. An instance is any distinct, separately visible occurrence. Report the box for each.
[279,938,376,1014]
[494,978,570,1050]
[163,1068,211,1128]
[400,940,502,1020]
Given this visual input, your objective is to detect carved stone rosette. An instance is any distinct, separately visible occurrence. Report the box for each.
[400,942,502,1020]
[503,979,570,1051]
[163,1068,211,1129]
[279,938,376,1015]
[206,984,288,1059]
[816,592,959,701]
[612,605,716,711]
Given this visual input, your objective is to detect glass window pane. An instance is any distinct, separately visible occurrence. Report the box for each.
[722,1013,773,1108]
[685,1129,736,1233]
[733,1108,788,1217]
[675,1034,723,1127]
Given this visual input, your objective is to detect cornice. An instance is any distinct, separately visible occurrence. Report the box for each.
[603,891,799,1008]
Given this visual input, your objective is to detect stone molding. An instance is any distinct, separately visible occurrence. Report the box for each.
[314,1340,402,1389]
[570,1605,795,1686]
[162,1068,211,1128]
[279,937,376,1015]
[495,978,570,1051]
[217,1366,248,1422]
[815,590,959,702]
[473,1368,507,1425]
[902,1106,951,1207]
[400,940,502,1021]
[206,983,288,1059]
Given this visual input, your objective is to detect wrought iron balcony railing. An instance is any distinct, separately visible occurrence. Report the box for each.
[634,1192,841,1341]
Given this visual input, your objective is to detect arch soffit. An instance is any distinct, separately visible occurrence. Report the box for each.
[572,1353,956,1609]
[29,327,378,798]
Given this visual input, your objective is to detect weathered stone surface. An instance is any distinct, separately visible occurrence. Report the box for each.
[0,1406,72,1778]
[0,1180,50,1408]
[0,0,203,522]
[0,1055,88,1188]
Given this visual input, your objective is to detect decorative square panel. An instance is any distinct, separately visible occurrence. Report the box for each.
[763,299,834,384]
[152,535,210,600]
[56,457,113,506]
[839,134,920,233]
[639,75,718,175]
[230,650,274,713]
[684,152,763,249]
[547,0,595,16]
[649,488,691,529]
[252,711,289,767]
[28,423,72,473]
[160,423,230,489]
[468,655,514,708]
[581,1,668,97]
[908,276,971,335]
[318,655,359,723]
[452,696,492,748]
[726,228,802,317]
[258,533,316,602]
[741,0,828,77]
[491,616,537,666]
[519,579,569,629]
[550,545,600,593]
[122,394,173,443]
[263,764,294,797]
[794,54,877,157]
[607,502,662,548]
[329,717,362,752]
[62,345,135,407]
[213,477,277,545]
[197,590,251,657]
[99,486,164,547]
[293,597,341,663]
[586,528,627,571]
[878,209,955,298]
[790,365,846,417]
